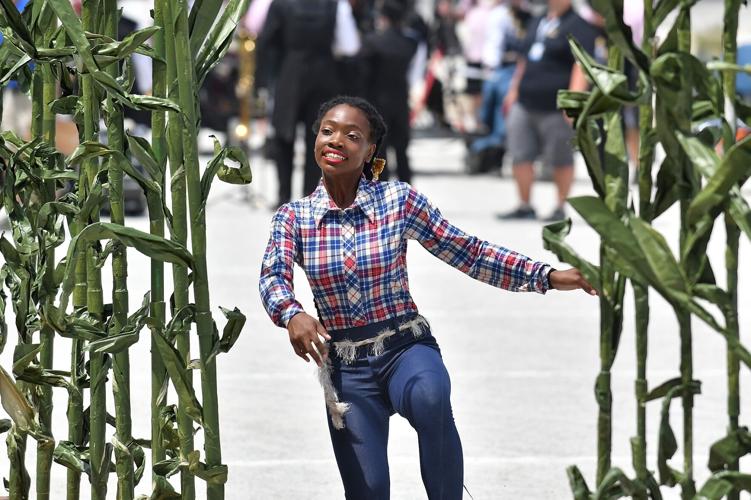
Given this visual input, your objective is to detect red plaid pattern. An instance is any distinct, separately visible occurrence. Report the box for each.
[260,178,552,330]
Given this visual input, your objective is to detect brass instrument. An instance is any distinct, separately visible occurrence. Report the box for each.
[234,29,256,144]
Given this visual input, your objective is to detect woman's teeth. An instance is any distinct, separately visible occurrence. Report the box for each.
[324,152,345,160]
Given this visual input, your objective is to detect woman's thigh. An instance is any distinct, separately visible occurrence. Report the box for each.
[385,342,453,427]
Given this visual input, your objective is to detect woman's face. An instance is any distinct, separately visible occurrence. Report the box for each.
[314,104,376,180]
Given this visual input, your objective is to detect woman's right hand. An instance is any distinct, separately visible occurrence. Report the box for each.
[287,312,331,367]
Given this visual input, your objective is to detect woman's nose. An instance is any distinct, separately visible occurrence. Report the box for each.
[328,132,344,146]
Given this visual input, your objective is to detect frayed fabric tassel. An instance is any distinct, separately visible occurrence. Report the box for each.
[334,342,358,364]
[323,315,430,429]
[318,360,350,429]
[404,316,429,338]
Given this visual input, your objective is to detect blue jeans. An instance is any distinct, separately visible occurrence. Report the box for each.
[471,65,516,152]
[327,317,463,499]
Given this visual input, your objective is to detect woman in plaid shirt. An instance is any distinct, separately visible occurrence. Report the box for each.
[260,96,595,499]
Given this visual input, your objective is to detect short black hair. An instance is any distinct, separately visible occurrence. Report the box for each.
[312,96,388,178]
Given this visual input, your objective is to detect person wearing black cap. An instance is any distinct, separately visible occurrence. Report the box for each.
[357,0,418,183]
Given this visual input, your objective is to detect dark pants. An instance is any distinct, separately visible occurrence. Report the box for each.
[379,105,412,183]
[327,318,463,499]
[273,97,325,205]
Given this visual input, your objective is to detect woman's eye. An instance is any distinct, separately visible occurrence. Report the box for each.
[321,128,332,135]
[347,134,360,141]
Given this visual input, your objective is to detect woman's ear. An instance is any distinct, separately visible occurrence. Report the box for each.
[367,144,376,162]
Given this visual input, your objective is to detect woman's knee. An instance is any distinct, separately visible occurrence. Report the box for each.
[402,371,452,427]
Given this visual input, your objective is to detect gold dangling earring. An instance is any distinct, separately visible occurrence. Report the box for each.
[371,158,386,181]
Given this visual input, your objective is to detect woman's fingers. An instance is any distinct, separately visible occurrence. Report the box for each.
[316,320,331,341]
[294,344,310,363]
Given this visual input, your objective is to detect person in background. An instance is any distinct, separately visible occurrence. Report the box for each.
[466,0,531,174]
[500,0,599,221]
[256,0,360,208]
[358,0,418,183]
[457,0,494,133]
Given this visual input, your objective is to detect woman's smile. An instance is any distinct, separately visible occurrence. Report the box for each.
[321,147,348,165]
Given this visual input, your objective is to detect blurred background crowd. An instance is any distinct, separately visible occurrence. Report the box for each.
[2,0,751,220]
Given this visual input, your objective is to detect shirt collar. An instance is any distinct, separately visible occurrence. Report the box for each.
[311,176,377,228]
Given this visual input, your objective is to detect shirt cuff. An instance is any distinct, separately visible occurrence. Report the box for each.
[541,264,556,293]
[281,304,305,327]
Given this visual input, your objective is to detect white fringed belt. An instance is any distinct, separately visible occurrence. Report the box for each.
[318,314,430,430]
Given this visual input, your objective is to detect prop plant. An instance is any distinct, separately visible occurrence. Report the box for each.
[0,0,251,498]
[548,1,751,499]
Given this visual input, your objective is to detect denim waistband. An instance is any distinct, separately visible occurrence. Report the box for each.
[329,313,420,343]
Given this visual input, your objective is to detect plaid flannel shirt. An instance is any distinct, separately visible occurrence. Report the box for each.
[259,177,552,330]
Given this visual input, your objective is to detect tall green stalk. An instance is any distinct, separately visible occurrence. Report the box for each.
[81,1,108,498]
[721,2,741,498]
[173,1,224,497]
[103,1,135,497]
[677,9,695,498]
[632,0,655,485]
[151,0,169,489]
[163,0,196,496]
[35,6,59,499]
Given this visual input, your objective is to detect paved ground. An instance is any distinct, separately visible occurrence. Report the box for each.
[4,128,751,499]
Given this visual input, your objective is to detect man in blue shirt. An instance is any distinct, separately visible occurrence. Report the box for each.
[1,0,32,139]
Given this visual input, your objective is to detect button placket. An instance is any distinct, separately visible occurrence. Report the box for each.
[341,211,365,323]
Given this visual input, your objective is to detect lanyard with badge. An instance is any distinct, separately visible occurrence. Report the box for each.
[527,16,560,62]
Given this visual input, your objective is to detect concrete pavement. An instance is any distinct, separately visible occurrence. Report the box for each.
[3,131,751,499]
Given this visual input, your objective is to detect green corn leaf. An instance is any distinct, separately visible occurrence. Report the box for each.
[590,0,649,72]
[125,132,165,182]
[87,292,151,354]
[187,450,227,485]
[60,223,194,309]
[194,0,250,85]
[188,0,224,59]
[566,465,591,500]
[568,37,644,103]
[163,304,196,343]
[568,196,654,285]
[12,343,41,375]
[0,0,35,54]
[153,456,183,479]
[686,135,751,225]
[0,53,31,85]
[696,472,751,499]
[629,218,690,299]
[37,201,80,232]
[46,0,98,71]
[206,306,246,363]
[675,131,721,179]
[0,365,35,432]
[151,330,204,426]
[94,26,160,59]
[542,219,601,290]
[49,95,79,115]
[575,119,606,198]
[653,0,681,29]
[594,467,639,498]
[198,135,252,219]
[657,382,700,486]
[52,440,90,476]
[16,365,73,389]
[125,94,181,113]
[707,427,751,472]
[729,191,751,240]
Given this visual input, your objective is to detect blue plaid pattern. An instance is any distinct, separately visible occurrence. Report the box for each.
[260,177,552,330]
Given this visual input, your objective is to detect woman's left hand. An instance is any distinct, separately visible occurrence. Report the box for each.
[549,268,598,296]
